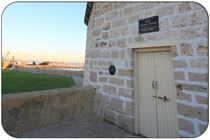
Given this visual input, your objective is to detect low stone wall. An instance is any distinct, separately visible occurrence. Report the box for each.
[13,66,84,77]
[2,86,95,136]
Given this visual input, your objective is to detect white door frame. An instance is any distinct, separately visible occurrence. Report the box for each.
[127,40,178,134]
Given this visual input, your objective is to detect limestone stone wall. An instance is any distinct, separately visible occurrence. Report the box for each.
[2,86,95,136]
[83,2,208,137]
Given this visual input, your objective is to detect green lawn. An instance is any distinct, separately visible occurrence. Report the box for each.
[2,70,75,94]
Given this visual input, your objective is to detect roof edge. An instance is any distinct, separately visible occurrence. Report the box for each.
[84,2,94,25]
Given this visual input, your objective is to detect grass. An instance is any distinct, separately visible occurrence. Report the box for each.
[2,70,75,94]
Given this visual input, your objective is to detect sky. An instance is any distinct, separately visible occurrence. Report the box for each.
[2,2,87,63]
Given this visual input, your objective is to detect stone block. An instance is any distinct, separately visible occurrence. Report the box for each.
[117,113,134,133]
[178,3,191,13]
[100,41,107,47]
[177,92,192,102]
[190,58,207,69]
[118,69,133,77]
[92,28,101,37]
[171,15,187,27]
[178,118,195,134]
[128,15,140,24]
[130,25,137,34]
[189,11,206,25]
[114,2,127,9]
[102,51,110,58]
[90,49,101,58]
[111,50,119,58]
[109,40,116,48]
[177,103,207,122]
[156,5,175,16]
[199,124,208,135]
[118,88,133,99]
[103,22,111,30]
[110,29,120,38]
[125,101,134,115]
[110,97,124,113]
[171,46,178,57]
[126,79,133,88]
[176,83,207,93]
[159,18,169,31]
[90,71,97,82]
[135,36,145,42]
[124,6,133,15]
[174,71,185,80]
[196,95,208,105]
[173,60,187,68]
[99,77,108,83]
[103,85,117,94]
[196,43,208,56]
[102,32,109,40]
[98,60,107,66]
[95,92,110,103]
[189,72,208,82]
[109,77,124,86]
[117,39,125,47]
[181,28,200,40]
[102,3,113,14]
[135,3,158,12]
[103,108,117,124]
[105,11,118,21]
[112,18,126,28]
[121,28,129,36]
[180,43,194,56]
[192,3,203,10]
[120,50,126,58]
[95,17,104,27]
[147,34,158,40]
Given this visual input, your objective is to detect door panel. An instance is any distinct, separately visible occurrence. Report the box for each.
[154,52,178,137]
[137,53,158,137]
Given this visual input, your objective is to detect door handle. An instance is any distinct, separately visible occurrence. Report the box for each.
[155,81,158,89]
[153,95,170,102]
[152,81,155,89]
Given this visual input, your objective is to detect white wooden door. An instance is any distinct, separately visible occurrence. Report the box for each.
[137,51,178,138]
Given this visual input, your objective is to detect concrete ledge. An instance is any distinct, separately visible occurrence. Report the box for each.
[13,67,84,77]
[2,86,95,136]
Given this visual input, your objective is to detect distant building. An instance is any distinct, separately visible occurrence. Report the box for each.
[83,2,208,138]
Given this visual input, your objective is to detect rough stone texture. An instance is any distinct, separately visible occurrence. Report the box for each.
[195,95,208,105]
[103,108,117,124]
[178,118,195,134]
[110,97,124,113]
[199,124,208,136]
[109,77,124,86]
[2,86,95,136]
[117,114,134,133]
[83,2,208,137]
[90,71,97,82]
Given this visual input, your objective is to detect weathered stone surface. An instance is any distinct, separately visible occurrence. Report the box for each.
[111,50,119,58]
[114,2,127,9]
[103,22,111,30]
[124,6,133,15]
[156,5,175,16]
[199,124,208,135]
[90,49,101,58]
[189,11,206,25]
[103,108,116,124]
[171,15,187,27]
[180,43,194,56]
[109,77,124,86]
[112,18,126,28]
[178,118,195,134]
[110,29,120,38]
[2,86,95,135]
[102,3,113,14]
[92,28,101,37]
[190,58,207,69]
[98,60,107,66]
[189,72,208,82]
[118,88,133,99]
[90,71,97,82]
[105,11,118,21]
[192,3,203,10]
[99,77,108,83]
[125,101,134,115]
[135,36,145,42]
[117,114,134,133]
[135,3,158,12]
[121,28,129,36]
[120,49,126,58]
[196,43,208,56]
[159,18,169,31]
[117,39,125,47]
[160,30,178,39]
[110,97,124,113]
[102,32,109,40]
[102,51,110,58]
[178,3,191,13]
[171,46,178,57]
[177,103,207,121]
[118,69,133,77]
[103,85,117,94]
[100,41,107,47]
[176,83,208,93]
[95,17,104,27]
[173,60,187,68]
[181,28,200,40]
[196,95,208,105]
[177,92,192,101]
[95,92,110,103]
[126,79,133,88]
[174,71,185,80]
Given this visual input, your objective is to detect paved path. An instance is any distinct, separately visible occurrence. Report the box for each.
[17,115,143,138]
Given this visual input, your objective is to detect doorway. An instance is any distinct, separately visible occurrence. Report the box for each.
[135,47,178,137]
